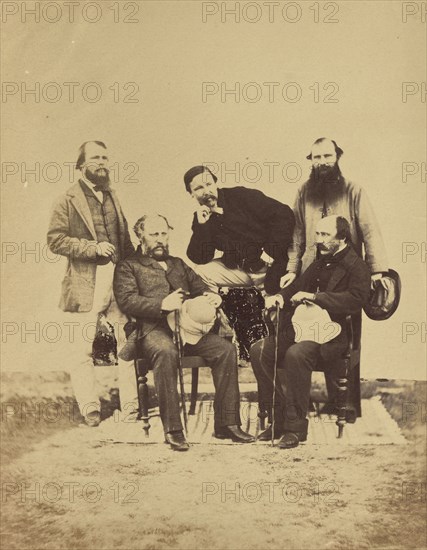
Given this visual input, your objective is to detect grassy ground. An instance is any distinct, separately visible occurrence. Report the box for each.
[1,372,426,550]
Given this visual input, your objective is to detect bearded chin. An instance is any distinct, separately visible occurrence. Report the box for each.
[85,168,110,188]
[307,164,344,201]
[143,243,169,260]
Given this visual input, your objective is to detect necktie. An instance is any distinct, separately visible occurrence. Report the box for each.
[93,185,110,193]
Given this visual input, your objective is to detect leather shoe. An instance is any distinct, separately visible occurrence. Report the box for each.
[277,431,307,449]
[84,411,101,427]
[214,425,255,443]
[257,424,284,441]
[165,431,190,451]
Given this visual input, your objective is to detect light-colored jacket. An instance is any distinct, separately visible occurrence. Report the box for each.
[287,178,388,275]
[47,182,134,312]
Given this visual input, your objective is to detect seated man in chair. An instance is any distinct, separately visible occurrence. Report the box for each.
[250,215,371,449]
[113,213,255,451]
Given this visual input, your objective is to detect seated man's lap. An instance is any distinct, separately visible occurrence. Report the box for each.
[252,333,347,374]
[185,333,236,365]
[139,325,177,359]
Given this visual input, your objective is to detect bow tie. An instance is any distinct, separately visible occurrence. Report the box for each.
[93,185,110,193]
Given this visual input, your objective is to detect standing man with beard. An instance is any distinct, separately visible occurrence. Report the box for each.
[47,141,136,426]
[270,137,389,424]
[276,137,388,292]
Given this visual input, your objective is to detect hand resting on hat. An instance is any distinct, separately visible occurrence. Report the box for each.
[161,288,189,311]
[371,273,391,291]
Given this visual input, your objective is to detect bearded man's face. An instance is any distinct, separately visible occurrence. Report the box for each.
[306,140,344,200]
[82,143,110,188]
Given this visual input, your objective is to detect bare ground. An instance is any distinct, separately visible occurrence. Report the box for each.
[1,373,426,550]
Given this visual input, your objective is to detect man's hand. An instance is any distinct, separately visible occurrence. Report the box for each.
[203,292,222,308]
[264,294,284,310]
[161,288,189,311]
[280,272,297,288]
[371,273,390,291]
[96,241,116,258]
[196,205,212,224]
[290,291,316,306]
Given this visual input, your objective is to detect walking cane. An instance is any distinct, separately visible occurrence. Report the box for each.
[174,309,188,435]
[270,301,281,447]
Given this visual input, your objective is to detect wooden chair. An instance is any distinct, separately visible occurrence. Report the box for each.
[259,312,361,439]
[316,314,361,438]
[133,346,206,438]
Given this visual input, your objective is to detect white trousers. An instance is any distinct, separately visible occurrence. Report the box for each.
[63,263,137,417]
[194,259,267,291]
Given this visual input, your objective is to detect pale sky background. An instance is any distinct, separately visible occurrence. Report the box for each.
[1,0,426,379]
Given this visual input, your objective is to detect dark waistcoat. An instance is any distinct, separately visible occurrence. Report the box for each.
[82,184,120,264]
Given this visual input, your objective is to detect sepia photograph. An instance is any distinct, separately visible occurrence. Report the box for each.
[1,1,426,549]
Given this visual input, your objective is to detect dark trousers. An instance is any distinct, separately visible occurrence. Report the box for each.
[139,325,241,433]
[250,335,347,433]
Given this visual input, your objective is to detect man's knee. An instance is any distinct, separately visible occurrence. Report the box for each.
[217,338,238,362]
[151,343,179,367]
[250,336,276,374]
[249,339,263,364]
[285,343,310,368]
[251,336,275,358]
[193,263,214,284]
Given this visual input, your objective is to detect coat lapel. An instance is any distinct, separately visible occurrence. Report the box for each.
[69,182,97,240]
[326,264,347,291]
[325,248,359,291]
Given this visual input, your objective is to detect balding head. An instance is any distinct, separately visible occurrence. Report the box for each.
[133,214,173,260]
[307,138,344,162]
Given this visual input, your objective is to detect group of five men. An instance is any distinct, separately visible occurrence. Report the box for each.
[47,138,388,451]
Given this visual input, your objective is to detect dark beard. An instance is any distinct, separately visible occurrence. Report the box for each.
[84,168,110,188]
[306,164,344,202]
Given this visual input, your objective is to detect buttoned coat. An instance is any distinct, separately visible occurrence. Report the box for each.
[47,181,134,312]
[281,246,371,335]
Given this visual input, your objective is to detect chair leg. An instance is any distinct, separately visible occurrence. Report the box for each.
[189,368,199,415]
[135,359,150,437]
[336,360,350,439]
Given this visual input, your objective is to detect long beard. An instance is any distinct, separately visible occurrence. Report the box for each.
[306,164,344,202]
[84,167,110,188]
